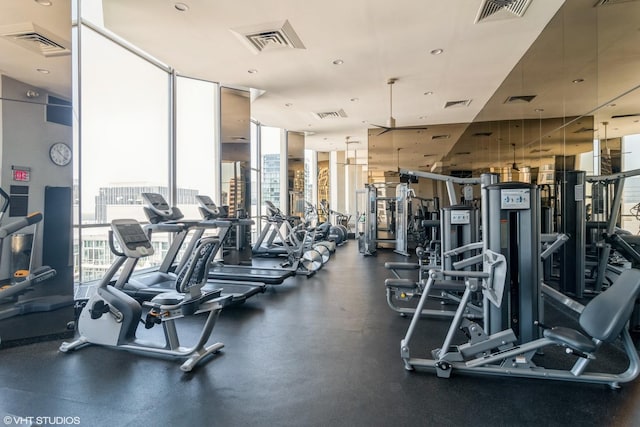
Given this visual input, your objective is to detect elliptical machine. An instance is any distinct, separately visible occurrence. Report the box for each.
[60,219,231,372]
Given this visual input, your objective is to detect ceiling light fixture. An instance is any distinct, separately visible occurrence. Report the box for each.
[534,108,544,112]
[26,90,40,98]
[174,3,189,12]
[332,59,344,65]
[424,91,434,96]
[572,78,584,83]
[350,98,359,102]
[35,0,52,6]
[430,48,444,55]
[285,103,292,107]
[247,69,258,74]
[36,68,50,74]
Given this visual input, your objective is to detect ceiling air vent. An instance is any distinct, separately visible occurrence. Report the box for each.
[505,95,537,104]
[475,0,533,23]
[231,20,305,54]
[611,113,640,119]
[444,100,472,109]
[313,109,347,120]
[573,127,595,133]
[594,0,640,6]
[0,22,70,57]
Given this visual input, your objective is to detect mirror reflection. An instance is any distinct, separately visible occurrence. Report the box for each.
[220,87,251,218]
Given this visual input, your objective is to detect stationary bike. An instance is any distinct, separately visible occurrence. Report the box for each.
[60,219,231,372]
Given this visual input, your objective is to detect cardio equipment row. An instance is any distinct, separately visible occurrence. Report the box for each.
[61,195,349,371]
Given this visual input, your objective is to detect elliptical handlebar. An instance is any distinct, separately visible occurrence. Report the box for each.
[0,211,43,239]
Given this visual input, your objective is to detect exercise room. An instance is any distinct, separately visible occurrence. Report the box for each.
[1,0,640,425]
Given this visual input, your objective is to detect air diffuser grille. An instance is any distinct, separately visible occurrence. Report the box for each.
[476,0,533,23]
[594,0,640,6]
[313,109,347,120]
[444,100,472,109]
[505,95,537,103]
[232,20,305,54]
[0,22,70,57]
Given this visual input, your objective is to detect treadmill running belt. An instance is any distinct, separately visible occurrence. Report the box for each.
[208,265,294,285]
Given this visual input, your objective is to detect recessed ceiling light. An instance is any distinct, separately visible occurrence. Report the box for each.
[36,68,50,74]
[35,0,52,5]
[350,98,359,102]
[430,48,444,55]
[362,120,368,124]
[247,69,258,74]
[332,59,344,65]
[285,103,292,107]
[174,2,189,11]
[534,108,544,112]
[572,78,584,83]
[424,91,434,96]
[418,116,426,119]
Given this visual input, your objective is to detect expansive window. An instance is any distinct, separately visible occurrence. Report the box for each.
[175,76,218,218]
[621,134,640,233]
[76,25,170,281]
[260,126,283,212]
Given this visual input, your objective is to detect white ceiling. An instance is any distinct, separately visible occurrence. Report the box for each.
[1,0,639,175]
[99,0,563,151]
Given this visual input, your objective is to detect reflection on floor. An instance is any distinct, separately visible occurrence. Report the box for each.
[1,243,640,427]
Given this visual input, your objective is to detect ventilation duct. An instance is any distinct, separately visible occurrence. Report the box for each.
[0,22,70,57]
[475,0,533,23]
[231,20,305,54]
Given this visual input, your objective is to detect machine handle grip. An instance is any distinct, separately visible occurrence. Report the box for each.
[0,212,43,238]
[0,187,9,214]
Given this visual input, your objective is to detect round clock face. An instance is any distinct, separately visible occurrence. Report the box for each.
[49,142,72,166]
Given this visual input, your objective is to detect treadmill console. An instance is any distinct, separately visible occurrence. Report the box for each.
[196,195,220,217]
[142,192,172,217]
[111,219,154,258]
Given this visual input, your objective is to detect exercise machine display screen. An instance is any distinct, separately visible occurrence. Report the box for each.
[196,195,217,212]
[141,192,172,216]
[112,219,154,257]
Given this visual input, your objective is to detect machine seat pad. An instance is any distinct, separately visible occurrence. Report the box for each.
[579,268,640,342]
[149,291,184,306]
[384,262,419,270]
[385,278,417,290]
[543,327,596,354]
[620,234,640,246]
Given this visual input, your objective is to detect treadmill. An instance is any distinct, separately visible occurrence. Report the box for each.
[195,195,295,284]
[116,193,267,305]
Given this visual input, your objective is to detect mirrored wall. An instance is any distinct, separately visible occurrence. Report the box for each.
[366,0,640,221]
[220,87,251,218]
